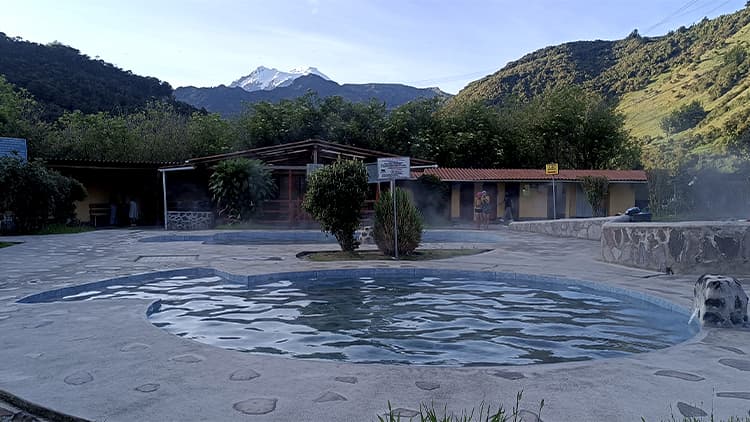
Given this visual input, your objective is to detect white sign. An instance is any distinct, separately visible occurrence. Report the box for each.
[306,163,324,177]
[377,157,411,180]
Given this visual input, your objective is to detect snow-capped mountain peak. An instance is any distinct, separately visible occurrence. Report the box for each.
[229,66,331,92]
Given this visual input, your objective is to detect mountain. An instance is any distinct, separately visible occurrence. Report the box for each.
[229,66,331,91]
[448,6,750,167]
[175,74,450,116]
[0,32,189,119]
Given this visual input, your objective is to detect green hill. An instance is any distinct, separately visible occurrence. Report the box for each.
[0,32,188,119]
[449,6,750,168]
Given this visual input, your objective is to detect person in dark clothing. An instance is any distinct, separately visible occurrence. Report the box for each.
[503,192,514,224]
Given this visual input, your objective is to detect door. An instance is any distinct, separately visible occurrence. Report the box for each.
[460,183,475,221]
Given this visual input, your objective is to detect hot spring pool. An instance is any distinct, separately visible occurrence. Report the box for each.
[24,270,698,366]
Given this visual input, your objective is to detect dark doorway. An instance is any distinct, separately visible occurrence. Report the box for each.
[460,183,476,221]
[504,183,520,221]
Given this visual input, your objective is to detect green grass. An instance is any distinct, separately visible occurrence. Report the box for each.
[0,242,17,248]
[32,224,94,235]
[298,248,491,262]
[378,392,542,422]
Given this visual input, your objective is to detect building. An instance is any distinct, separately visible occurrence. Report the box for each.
[412,168,648,222]
[161,139,434,228]
[46,159,180,226]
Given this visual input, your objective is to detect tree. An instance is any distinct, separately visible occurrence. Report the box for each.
[302,160,368,251]
[373,187,423,256]
[208,158,274,224]
[0,157,86,233]
[518,85,637,169]
[579,175,609,217]
[660,101,707,134]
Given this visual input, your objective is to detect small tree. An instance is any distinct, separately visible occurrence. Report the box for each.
[0,157,87,233]
[209,158,274,224]
[302,159,368,251]
[579,175,609,217]
[373,187,423,256]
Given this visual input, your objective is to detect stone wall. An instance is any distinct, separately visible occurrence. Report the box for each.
[601,221,750,273]
[166,211,214,231]
[509,217,614,241]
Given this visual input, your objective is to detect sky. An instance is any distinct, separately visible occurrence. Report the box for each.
[1,0,746,94]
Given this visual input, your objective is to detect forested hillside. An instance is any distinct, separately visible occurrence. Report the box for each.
[0,33,180,119]
[450,6,750,168]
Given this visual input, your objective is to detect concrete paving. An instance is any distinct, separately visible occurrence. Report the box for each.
[1,228,749,421]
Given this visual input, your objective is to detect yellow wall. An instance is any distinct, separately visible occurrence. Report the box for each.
[450,183,460,219]
[519,184,548,219]
[565,183,576,218]
[75,185,108,223]
[608,184,636,216]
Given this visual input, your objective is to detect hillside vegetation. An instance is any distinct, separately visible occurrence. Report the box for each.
[449,6,750,168]
[0,33,186,119]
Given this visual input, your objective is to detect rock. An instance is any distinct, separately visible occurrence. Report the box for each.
[229,369,260,381]
[334,376,357,384]
[169,353,204,363]
[233,398,277,415]
[718,358,750,371]
[676,402,707,418]
[487,369,525,380]
[415,381,440,391]
[654,370,704,381]
[313,391,347,403]
[691,275,748,327]
[135,383,160,393]
[716,392,750,400]
[64,371,93,385]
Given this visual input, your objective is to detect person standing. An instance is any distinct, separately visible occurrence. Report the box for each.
[503,191,514,225]
[474,191,483,229]
[128,198,139,227]
[481,191,491,229]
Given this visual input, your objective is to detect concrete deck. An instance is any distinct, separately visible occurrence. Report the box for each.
[1,228,749,421]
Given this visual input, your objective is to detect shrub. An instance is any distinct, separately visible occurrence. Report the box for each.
[373,187,423,256]
[659,101,707,135]
[579,175,609,217]
[302,159,368,251]
[208,158,274,224]
[0,156,87,233]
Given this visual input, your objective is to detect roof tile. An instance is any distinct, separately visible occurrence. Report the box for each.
[412,168,646,182]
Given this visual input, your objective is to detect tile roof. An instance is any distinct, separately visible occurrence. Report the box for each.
[413,168,647,182]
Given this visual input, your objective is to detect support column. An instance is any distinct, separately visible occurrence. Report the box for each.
[288,169,293,224]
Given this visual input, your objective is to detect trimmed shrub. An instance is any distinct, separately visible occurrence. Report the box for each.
[373,187,423,256]
[302,159,368,251]
[209,158,274,224]
[0,157,87,233]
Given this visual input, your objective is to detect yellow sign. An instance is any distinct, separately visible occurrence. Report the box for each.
[545,163,559,175]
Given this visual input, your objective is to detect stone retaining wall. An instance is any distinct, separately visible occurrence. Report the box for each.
[166,211,214,230]
[601,221,750,273]
[509,217,614,241]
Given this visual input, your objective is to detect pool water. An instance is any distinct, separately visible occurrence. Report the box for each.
[59,274,697,366]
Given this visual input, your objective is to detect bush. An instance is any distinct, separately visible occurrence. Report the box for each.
[302,159,368,251]
[659,101,707,134]
[579,175,609,217]
[373,187,423,256]
[208,158,274,224]
[0,156,87,233]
